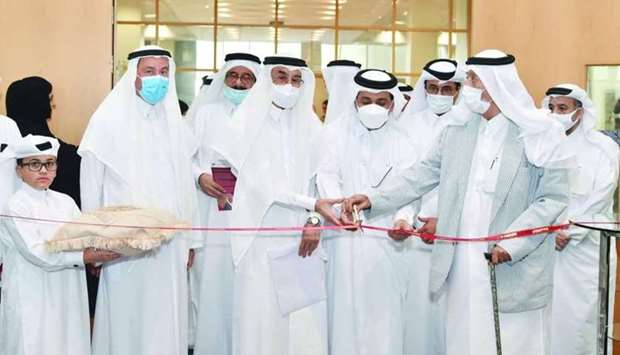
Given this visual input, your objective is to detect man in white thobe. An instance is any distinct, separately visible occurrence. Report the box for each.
[191,52,261,355]
[316,69,411,355]
[79,45,199,355]
[394,58,464,355]
[1,135,118,355]
[212,55,341,355]
[544,84,620,355]
[341,50,571,355]
[322,59,361,124]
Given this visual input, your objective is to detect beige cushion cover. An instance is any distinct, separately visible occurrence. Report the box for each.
[46,205,189,256]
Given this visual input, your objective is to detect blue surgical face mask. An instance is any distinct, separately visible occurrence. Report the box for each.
[139,75,169,105]
[223,86,249,105]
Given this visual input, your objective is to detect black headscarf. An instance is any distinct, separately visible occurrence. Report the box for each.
[6,76,54,137]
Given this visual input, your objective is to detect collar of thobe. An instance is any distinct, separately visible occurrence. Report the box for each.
[20,180,48,200]
[135,95,158,119]
[353,115,370,137]
[566,126,589,148]
[422,107,443,127]
[269,103,288,122]
[479,112,509,138]
[224,100,237,116]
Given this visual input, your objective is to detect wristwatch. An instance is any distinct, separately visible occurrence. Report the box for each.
[306,215,322,226]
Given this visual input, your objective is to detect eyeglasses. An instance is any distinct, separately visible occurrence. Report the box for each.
[426,85,458,96]
[225,72,256,84]
[20,160,58,172]
[273,74,304,88]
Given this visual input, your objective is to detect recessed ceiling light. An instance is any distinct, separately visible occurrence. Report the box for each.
[144,13,156,18]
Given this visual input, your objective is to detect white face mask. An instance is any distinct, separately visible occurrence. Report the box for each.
[357,104,390,130]
[549,111,579,131]
[462,85,491,114]
[272,83,300,109]
[426,94,454,115]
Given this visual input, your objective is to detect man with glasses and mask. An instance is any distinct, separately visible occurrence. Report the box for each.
[393,58,465,355]
[340,50,571,355]
[79,45,199,355]
[211,56,342,355]
[1,134,119,355]
[315,69,411,355]
[190,52,260,355]
[543,84,620,355]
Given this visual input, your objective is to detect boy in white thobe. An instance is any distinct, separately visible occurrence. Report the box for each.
[0,135,118,355]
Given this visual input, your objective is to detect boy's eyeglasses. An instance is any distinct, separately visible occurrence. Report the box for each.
[20,160,58,172]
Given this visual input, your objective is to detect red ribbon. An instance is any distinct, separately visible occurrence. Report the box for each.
[0,213,594,243]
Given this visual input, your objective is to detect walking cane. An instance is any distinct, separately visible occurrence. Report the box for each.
[484,252,503,355]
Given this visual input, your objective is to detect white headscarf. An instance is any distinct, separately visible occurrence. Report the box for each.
[185,53,261,123]
[78,45,197,221]
[0,116,21,161]
[212,56,322,264]
[350,69,407,118]
[542,83,619,162]
[0,116,21,211]
[464,49,570,168]
[322,60,361,124]
[406,58,465,114]
[12,134,59,158]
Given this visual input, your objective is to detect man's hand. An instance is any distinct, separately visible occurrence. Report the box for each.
[555,231,571,251]
[388,219,413,241]
[489,245,511,265]
[187,249,196,269]
[83,248,121,264]
[198,173,226,199]
[298,225,321,258]
[314,198,344,226]
[416,216,437,244]
[217,195,232,210]
[341,194,371,226]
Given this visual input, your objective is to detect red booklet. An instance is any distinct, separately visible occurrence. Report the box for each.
[211,167,237,211]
